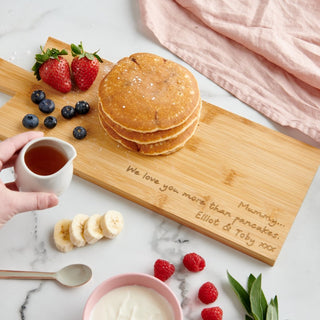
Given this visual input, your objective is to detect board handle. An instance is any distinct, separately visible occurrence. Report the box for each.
[0,58,36,96]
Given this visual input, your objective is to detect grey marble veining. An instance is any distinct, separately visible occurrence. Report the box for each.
[20,282,44,320]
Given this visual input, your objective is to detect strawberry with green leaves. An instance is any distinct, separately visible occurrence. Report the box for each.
[32,47,72,93]
[71,42,102,91]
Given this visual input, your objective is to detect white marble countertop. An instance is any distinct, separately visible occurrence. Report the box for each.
[0,1,319,319]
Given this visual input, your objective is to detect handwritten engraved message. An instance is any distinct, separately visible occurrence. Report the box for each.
[126,165,286,254]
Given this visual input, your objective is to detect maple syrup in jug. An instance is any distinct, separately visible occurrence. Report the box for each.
[24,145,68,176]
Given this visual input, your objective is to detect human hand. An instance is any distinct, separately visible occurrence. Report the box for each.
[0,131,59,228]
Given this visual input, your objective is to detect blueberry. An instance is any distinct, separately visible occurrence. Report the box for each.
[61,105,76,119]
[75,100,90,115]
[31,90,46,104]
[44,116,57,129]
[22,114,39,129]
[73,126,87,139]
[39,99,55,114]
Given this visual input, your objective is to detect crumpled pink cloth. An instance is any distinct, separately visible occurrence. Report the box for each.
[139,0,320,143]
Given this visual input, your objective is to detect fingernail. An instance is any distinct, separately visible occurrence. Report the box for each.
[49,193,59,207]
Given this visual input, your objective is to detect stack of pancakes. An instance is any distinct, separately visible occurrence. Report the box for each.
[98,53,201,155]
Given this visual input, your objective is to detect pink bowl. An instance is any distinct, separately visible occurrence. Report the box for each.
[83,272,183,320]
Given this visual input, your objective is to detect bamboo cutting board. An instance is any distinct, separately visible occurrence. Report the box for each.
[1,37,319,265]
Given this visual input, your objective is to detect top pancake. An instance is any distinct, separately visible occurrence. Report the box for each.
[99,53,200,132]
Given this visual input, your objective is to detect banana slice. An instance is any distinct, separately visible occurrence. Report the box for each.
[84,214,104,244]
[69,214,89,247]
[100,210,124,239]
[53,219,74,253]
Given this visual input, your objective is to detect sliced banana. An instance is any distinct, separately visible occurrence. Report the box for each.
[69,214,89,247]
[100,210,124,239]
[53,219,74,253]
[84,214,104,244]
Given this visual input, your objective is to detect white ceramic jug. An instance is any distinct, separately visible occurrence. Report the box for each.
[14,137,77,195]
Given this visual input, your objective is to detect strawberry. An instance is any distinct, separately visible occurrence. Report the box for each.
[201,307,223,320]
[183,252,206,272]
[198,281,219,304]
[71,42,102,91]
[32,47,72,93]
[154,259,175,282]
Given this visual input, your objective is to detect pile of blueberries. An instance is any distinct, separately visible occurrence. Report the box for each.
[22,90,89,139]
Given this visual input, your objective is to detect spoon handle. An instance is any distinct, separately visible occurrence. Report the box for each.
[0,270,56,280]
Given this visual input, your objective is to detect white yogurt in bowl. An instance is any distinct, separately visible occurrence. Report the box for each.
[83,273,182,320]
[90,285,174,319]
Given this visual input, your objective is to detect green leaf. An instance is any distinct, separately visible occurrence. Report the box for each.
[274,296,278,314]
[250,275,268,320]
[71,43,83,56]
[93,51,103,62]
[266,296,279,320]
[266,300,278,320]
[85,52,95,60]
[227,271,252,315]
[32,62,42,80]
[59,49,68,55]
[247,274,256,294]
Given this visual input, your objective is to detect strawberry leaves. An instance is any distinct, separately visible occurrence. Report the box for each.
[71,42,102,62]
[227,272,279,320]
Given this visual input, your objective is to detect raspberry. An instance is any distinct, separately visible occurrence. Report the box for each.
[201,307,223,320]
[154,259,175,282]
[198,281,219,304]
[183,252,206,272]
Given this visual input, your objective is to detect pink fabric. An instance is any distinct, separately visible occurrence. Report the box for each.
[139,0,320,142]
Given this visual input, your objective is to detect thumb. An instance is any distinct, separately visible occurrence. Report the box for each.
[10,191,59,214]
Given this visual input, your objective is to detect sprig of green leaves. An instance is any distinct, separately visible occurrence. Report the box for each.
[71,41,102,62]
[227,272,279,320]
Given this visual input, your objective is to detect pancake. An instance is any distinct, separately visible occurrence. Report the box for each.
[98,111,200,156]
[98,52,200,133]
[98,99,202,144]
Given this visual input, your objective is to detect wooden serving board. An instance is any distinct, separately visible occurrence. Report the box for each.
[1,37,320,265]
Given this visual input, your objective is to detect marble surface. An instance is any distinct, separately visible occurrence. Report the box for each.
[0,1,319,319]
